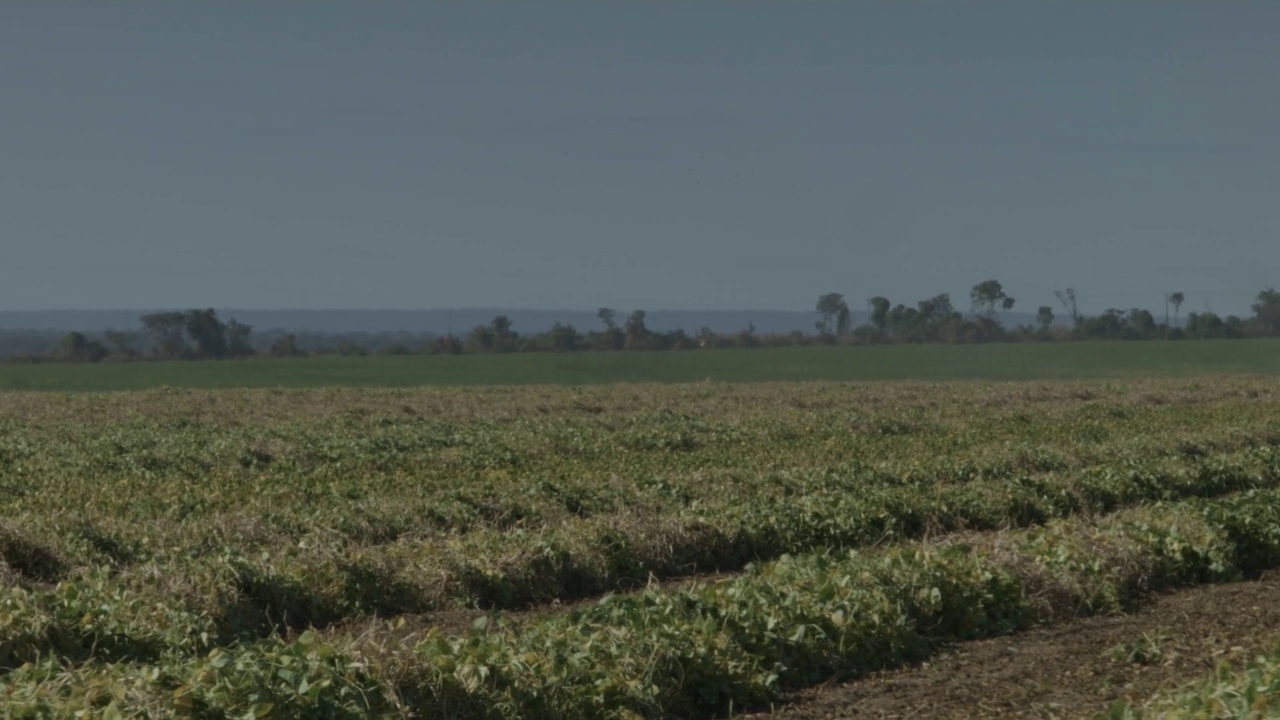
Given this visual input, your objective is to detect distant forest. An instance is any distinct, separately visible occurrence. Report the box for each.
[4,280,1280,364]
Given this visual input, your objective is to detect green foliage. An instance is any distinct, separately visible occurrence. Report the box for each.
[5,340,1280,390]
[1104,631,1171,666]
[814,293,851,339]
[1253,287,1280,335]
[393,495,1277,718]
[1,380,1280,717]
[1109,642,1280,718]
[970,279,1015,319]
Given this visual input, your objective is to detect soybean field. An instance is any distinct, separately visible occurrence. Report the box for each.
[3,379,1280,717]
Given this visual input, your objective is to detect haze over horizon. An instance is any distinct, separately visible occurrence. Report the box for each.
[3,2,1277,317]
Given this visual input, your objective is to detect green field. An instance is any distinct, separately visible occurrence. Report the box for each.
[2,339,1279,391]
[4,379,1280,716]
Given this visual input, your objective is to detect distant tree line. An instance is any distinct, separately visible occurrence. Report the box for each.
[0,310,439,364]
[821,282,1280,345]
[4,283,1280,364]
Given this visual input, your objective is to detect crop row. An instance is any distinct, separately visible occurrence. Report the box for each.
[1108,642,1280,719]
[192,445,1280,625]
[4,488,1280,718]
[4,384,1276,582]
[3,384,1276,542]
[4,443,1276,641]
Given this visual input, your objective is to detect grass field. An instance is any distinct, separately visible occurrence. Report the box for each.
[2,338,1279,391]
[4,378,1280,716]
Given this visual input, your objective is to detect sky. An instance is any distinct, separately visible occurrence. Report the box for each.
[2,2,1277,316]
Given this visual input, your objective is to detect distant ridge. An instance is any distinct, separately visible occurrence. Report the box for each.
[0,308,1043,335]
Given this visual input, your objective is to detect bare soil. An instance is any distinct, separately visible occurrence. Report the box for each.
[757,573,1280,719]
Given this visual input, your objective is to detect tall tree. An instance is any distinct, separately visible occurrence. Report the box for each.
[59,332,89,362]
[544,323,579,352]
[140,311,189,359]
[184,308,228,359]
[465,324,495,353]
[103,329,140,359]
[868,296,891,334]
[1036,306,1055,331]
[594,307,624,350]
[1128,308,1157,338]
[489,315,519,353]
[1252,287,1280,334]
[491,314,514,336]
[814,292,849,337]
[836,304,852,338]
[1054,288,1081,327]
[970,279,1015,319]
[624,310,650,350]
[1169,292,1185,329]
[226,319,254,358]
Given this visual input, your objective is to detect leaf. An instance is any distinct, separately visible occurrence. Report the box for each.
[172,686,194,711]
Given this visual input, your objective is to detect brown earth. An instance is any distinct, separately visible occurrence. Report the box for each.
[756,573,1280,719]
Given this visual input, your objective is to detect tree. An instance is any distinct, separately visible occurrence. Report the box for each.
[1185,311,1226,340]
[917,293,955,322]
[664,328,695,350]
[489,315,519,353]
[1128,308,1157,339]
[334,338,368,356]
[59,332,88,362]
[103,329,140,359]
[624,310,650,350]
[1253,287,1280,335]
[57,332,108,363]
[465,324,495,353]
[887,303,916,341]
[815,292,849,338]
[1078,308,1126,339]
[1036,306,1054,332]
[467,315,520,353]
[1054,288,1081,327]
[970,279,1015,320]
[908,293,962,343]
[226,319,254,358]
[1169,292,1185,329]
[433,334,464,355]
[594,307,624,350]
[270,334,307,357]
[140,311,189,359]
[491,314,514,336]
[696,326,724,349]
[544,323,579,352]
[183,309,227,359]
[868,296,891,334]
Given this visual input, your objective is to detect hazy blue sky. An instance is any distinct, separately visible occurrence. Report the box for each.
[3,2,1277,315]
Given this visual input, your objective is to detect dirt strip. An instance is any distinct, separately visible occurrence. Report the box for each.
[756,573,1280,719]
